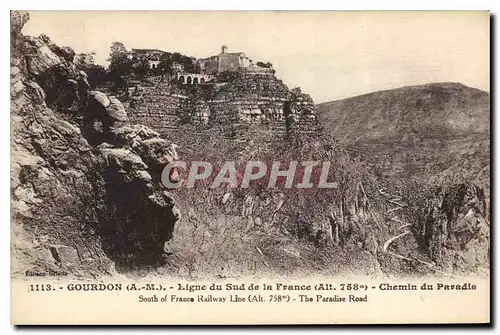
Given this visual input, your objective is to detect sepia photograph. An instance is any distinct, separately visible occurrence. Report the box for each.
[9,9,490,324]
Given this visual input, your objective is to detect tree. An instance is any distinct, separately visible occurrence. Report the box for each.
[74,52,107,88]
[158,53,172,74]
[107,42,133,91]
[217,70,242,82]
[133,56,151,78]
[75,52,96,69]
[108,42,127,63]
[256,61,273,68]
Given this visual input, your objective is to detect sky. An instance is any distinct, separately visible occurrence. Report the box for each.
[22,11,490,103]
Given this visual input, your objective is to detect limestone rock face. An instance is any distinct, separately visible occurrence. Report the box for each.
[126,69,321,138]
[49,245,80,268]
[10,12,180,277]
[107,96,128,122]
[88,91,128,125]
[90,90,111,108]
[24,38,64,77]
[10,10,29,38]
[420,183,490,274]
[52,46,76,63]
[109,124,160,145]
[206,72,321,135]
[99,147,148,171]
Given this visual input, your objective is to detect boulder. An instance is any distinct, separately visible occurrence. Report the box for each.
[87,91,127,124]
[134,170,152,183]
[107,96,128,122]
[11,66,20,77]
[78,70,88,79]
[25,44,62,77]
[137,138,175,166]
[99,147,148,171]
[11,80,24,97]
[78,71,91,90]
[89,90,110,108]
[56,46,76,62]
[24,80,46,104]
[76,137,92,152]
[109,125,160,146]
[96,142,114,150]
[129,124,160,140]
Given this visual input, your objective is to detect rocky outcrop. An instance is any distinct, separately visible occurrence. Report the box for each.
[125,69,322,137]
[417,183,490,274]
[127,80,189,133]
[206,72,321,136]
[10,10,29,51]
[10,12,179,277]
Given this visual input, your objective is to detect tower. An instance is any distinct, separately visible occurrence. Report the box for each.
[221,45,228,54]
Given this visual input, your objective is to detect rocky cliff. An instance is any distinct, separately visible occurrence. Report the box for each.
[126,69,321,138]
[11,11,179,277]
[127,78,189,133]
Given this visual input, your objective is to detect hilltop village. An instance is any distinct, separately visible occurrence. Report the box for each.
[126,45,274,82]
[107,45,321,137]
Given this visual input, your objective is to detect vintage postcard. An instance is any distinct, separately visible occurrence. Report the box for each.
[10,10,490,324]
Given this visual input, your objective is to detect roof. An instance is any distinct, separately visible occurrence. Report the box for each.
[131,48,166,54]
[222,52,245,55]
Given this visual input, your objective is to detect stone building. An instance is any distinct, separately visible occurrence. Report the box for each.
[126,48,166,69]
[197,45,251,74]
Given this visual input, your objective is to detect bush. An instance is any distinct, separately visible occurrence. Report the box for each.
[256,61,273,68]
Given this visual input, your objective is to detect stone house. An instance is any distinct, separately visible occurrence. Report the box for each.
[126,48,167,69]
[197,45,252,74]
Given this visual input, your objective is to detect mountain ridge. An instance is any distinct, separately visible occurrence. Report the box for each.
[316,82,490,183]
[317,82,489,141]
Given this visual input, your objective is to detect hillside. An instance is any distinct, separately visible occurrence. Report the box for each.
[122,69,321,138]
[317,83,490,187]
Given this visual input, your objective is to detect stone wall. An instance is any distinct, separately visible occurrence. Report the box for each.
[127,80,189,133]
[241,65,275,74]
[198,56,219,75]
[219,53,245,72]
